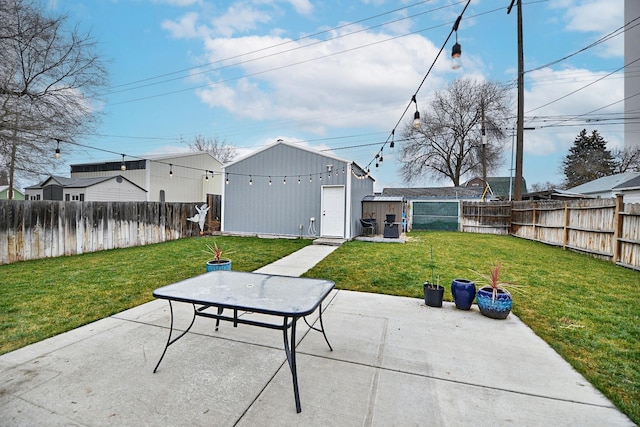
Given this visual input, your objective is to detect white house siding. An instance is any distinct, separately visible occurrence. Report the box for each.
[84,179,147,202]
[71,152,223,202]
[146,153,223,202]
[223,141,373,239]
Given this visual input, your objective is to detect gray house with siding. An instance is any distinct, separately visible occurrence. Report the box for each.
[222,141,374,239]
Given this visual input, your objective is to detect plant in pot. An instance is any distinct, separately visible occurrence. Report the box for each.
[204,241,232,272]
[423,245,444,307]
[471,262,524,319]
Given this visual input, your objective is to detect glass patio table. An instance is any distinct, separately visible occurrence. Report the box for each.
[152,270,335,413]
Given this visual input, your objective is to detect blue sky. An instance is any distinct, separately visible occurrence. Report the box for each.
[48,0,625,192]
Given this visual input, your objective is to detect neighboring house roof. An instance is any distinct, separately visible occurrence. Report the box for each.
[26,175,147,192]
[613,173,640,191]
[0,185,24,195]
[486,177,527,197]
[382,187,484,199]
[567,172,640,195]
[71,151,222,167]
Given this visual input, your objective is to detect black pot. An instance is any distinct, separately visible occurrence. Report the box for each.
[424,282,444,307]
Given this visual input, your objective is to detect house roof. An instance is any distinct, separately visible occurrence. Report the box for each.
[485,177,527,197]
[612,173,640,190]
[382,187,484,199]
[567,172,640,194]
[70,151,221,167]
[26,175,146,192]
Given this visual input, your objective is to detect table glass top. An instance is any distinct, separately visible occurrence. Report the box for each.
[153,271,335,316]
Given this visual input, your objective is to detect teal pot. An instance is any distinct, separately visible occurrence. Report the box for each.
[451,278,476,310]
[206,259,232,272]
[476,287,512,319]
[423,282,444,308]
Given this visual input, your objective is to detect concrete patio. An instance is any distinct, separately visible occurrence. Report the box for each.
[0,245,634,426]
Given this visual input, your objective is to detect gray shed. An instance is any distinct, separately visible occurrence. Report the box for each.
[222,141,374,239]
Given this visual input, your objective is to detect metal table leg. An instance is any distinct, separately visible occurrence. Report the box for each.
[282,316,302,413]
[303,303,333,351]
[153,301,196,373]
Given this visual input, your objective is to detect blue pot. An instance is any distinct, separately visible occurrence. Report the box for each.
[206,260,232,272]
[476,287,512,319]
[451,278,476,310]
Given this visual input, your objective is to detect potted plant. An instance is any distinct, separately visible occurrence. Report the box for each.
[424,245,444,307]
[204,241,232,272]
[471,262,523,319]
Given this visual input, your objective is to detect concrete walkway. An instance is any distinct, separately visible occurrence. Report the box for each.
[0,242,634,426]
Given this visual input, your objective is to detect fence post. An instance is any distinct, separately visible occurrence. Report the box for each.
[562,202,569,250]
[612,194,624,264]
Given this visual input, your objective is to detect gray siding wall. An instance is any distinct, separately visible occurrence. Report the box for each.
[224,143,356,237]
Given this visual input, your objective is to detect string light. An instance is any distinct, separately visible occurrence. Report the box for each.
[362,1,470,174]
[269,176,272,185]
[120,154,126,171]
[249,175,253,185]
[225,173,229,184]
[451,15,462,70]
[298,176,301,184]
[169,164,173,177]
[283,176,287,185]
[412,95,421,129]
[54,139,61,159]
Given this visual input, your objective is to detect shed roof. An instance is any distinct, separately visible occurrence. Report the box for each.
[362,195,404,202]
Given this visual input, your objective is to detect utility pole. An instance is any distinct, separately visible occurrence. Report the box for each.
[508,0,524,200]
[481,102,487,187]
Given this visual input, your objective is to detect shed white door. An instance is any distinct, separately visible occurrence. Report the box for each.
[321,185,345,237]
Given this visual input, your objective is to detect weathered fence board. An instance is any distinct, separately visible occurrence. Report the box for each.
[0,200,206,265]
[462,196,640,271]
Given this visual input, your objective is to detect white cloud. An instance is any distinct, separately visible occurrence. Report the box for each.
[286,0,313,16]
[559,0,624,58]
[523,67,623,156]
[162,12,206,39]
[195,27,452,134]
[211,4,273,37]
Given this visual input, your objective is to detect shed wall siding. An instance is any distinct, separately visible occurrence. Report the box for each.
[224,143,361,237]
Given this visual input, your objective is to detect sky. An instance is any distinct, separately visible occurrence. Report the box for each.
[45,0,627,192]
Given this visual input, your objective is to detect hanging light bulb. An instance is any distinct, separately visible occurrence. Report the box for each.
[269,176,272,185]
[169,164,173,177]
[205,171,209,181]
[54,139,61,159]
[390,130,395,151]
[283,176,287,185]
[309,175,312,183]
[298,176,301,184]
[451,16,462,70]
[120,154,126,171]
[249,175,253,185]
[225,173,229,184]
[412,95,421,129]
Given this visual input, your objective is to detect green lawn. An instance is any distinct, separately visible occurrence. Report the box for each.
[304,231,639,424]
[0,232,638,423]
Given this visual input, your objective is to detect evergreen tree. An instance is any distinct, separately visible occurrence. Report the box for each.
[562,129,616,188]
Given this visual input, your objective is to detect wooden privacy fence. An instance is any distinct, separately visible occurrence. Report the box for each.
[0,200,209,265]
[461,196,640,271]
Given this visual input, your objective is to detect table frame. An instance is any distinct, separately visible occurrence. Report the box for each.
[152,272,334,413]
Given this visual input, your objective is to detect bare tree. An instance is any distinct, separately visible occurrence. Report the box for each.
[613,145,640,173]
[187,135,237,164]
[0,0,108,197]
[399,78,512,186]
